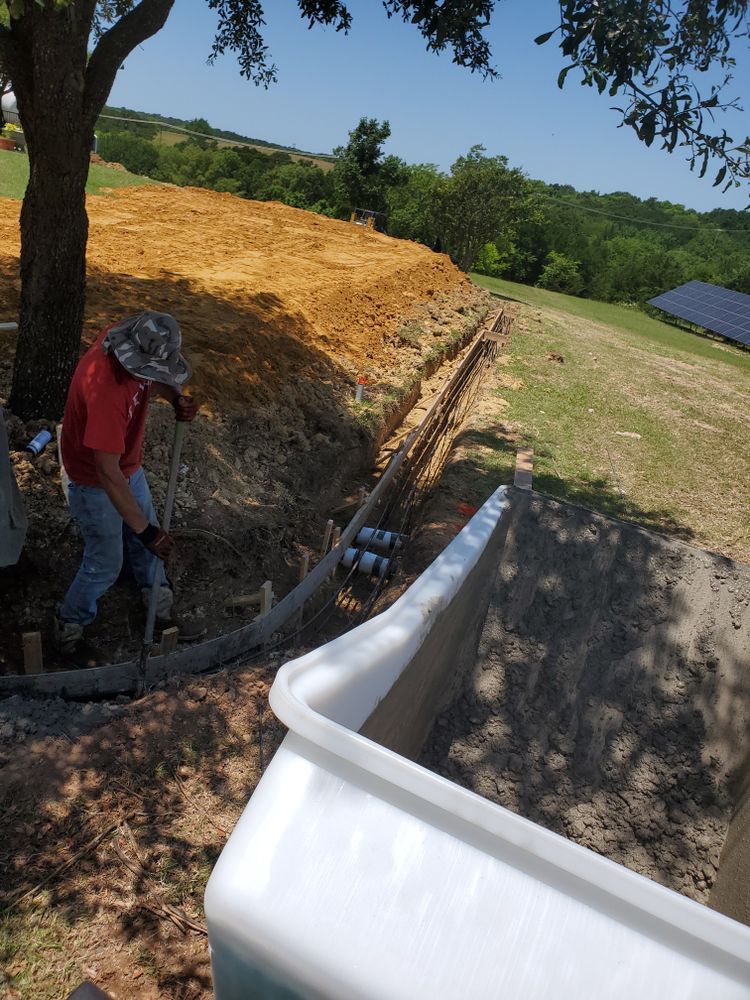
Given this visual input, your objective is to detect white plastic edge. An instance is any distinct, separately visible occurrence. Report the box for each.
[269,484,750,969]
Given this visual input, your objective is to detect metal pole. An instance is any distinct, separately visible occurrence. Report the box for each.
[137,418,188,692]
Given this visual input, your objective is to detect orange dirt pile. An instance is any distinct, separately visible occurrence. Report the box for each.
[0,186,486,672]
[0,185,469,414]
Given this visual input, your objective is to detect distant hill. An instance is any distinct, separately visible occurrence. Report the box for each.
[98,105,335,167]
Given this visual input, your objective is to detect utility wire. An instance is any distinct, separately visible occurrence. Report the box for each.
[96,113,330,159]
[540,193,750,234]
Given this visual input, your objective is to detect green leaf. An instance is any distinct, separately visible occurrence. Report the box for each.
[713,165,727,187]
[534,29,555,45]
[641,111,657,147]
[557,65,574,89]
[0,0,10,26]
[7,0,23,16]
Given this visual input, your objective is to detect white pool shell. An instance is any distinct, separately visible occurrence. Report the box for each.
[205,485,750,999]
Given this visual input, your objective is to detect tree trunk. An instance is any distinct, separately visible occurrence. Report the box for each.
[3,0,175,420]
[9,135,91,421]
[7,7,92,422]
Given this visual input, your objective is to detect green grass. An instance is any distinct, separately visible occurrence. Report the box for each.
[472,273,750,373]
[0,906,84,1000]
[0,148,153,200]
[458,278,750,561]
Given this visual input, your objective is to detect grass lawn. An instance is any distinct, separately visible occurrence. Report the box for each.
[0,148,153,200]
[472,273,750,373]
[464,276,750,561]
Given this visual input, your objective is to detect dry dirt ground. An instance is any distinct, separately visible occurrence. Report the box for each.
[0,333,505,1000]
[0,664,288,999]
[420,490,750,908]
[0,185,488,672]
[7,306,748,995]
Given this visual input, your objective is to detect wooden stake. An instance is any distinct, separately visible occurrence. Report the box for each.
[514,446,533,491]
[160,627,179,656]
[320,519,334,556]
[259,581,274,618]
[329,527,341,580]
[21,632,43,675]
[295,554,310,629]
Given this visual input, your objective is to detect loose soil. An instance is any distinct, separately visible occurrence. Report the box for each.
[0,304,502,1000]
[0,185,487,672]
[420,491,750,906]
[0,664,288,1000]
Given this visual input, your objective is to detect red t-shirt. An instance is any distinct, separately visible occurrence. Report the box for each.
[61,329,151,487]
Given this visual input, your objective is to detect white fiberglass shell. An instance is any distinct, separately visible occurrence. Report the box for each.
[205,486,750,999]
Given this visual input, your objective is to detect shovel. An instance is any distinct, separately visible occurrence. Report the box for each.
[137,416,188,693]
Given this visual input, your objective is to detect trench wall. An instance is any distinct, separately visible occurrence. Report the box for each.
[359,490,519,760]
[711,755,750,923]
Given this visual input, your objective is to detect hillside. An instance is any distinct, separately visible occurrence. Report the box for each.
[99,104,335,166]
[0,148,151,200]
[456,275,750,562]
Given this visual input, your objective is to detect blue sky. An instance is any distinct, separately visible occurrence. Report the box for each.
[109,0,750,212]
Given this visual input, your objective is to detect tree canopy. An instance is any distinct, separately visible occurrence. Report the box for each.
[435,145,536,272]
[537,1,750,188]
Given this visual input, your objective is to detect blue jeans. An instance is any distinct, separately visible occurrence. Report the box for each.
[60,466,169,626]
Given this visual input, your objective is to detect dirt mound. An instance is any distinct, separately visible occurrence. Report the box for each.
[90,152,127,171]
[0,186,473,414]
[0,186,487,671]
[421,491,750,906]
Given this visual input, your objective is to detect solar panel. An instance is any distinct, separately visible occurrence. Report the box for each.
[648,280,750,346]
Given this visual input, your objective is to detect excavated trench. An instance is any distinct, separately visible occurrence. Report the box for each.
[419,490,750,926]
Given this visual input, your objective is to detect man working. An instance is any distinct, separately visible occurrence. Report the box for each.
[55,311,204,657]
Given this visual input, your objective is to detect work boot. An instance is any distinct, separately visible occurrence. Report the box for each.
[53,613,83,655]
[52,614,105,666]
[141,587,206,643]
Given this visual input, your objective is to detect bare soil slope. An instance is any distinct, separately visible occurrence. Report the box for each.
[0,186,485,671]
[0,185,471,409]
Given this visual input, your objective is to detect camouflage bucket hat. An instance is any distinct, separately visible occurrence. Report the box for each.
[101,311,192,390]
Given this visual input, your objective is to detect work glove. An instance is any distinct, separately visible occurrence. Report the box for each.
[137,523,174,559]
[173,394,199,422]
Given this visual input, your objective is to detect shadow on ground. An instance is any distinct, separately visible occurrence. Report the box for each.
[420,489,750,909]
[447,422,697,543]
[0,665,287,999]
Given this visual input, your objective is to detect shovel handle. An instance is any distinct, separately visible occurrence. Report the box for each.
[142,419,188,649]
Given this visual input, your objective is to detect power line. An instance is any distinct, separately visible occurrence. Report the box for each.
[96,113,331,160]
[540,192,750,234]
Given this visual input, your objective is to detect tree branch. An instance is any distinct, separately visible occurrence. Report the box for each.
[83,0,175,126]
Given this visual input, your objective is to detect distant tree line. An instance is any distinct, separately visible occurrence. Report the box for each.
[97,113,750,305]
[476,184,750,302]
[96,115,533,275]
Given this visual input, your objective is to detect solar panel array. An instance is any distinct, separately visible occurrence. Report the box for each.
[648,280,750,346]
